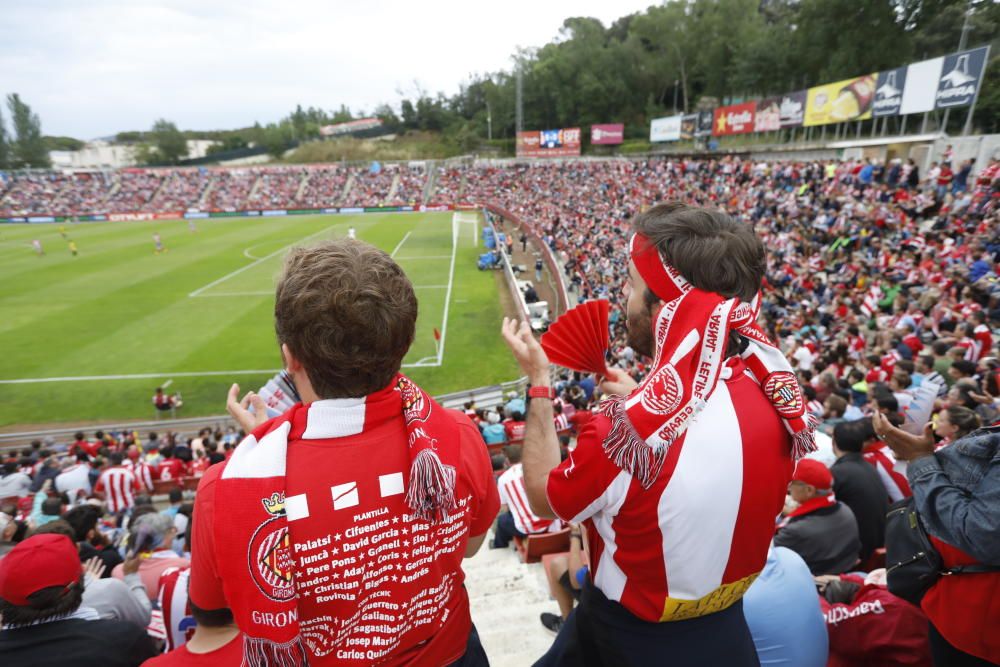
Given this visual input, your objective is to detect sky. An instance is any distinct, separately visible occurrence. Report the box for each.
[0,0,654,140]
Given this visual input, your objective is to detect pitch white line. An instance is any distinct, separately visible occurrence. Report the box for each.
[436,216,459,365]
[390,231,412,258]
[195,291,273,297]
[190,222,340,297]
[394,255,452,260]
[2,358,441,384]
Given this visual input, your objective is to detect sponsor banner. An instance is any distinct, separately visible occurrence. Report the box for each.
[680,114,699,140]
[1,217,28,223]
[712,102,756,136]
[262,210,288,217]
[287,208,321,215]
[650,115,683,142]
[28,216,56,223]
[365,206,400,213]
[339,207,364,214]
[591,123,624,145]
[754,97,782,132]
[209,210,251,218]
[873,66,907,117]
[184,212,210,219]
[696,111,714,137]
[935,46,989,109]
[804,74,876,126]
[900,57,943,114]
[109,212,155,222]
[400,206,414,212]
[321,208,340,214]
[80,215,107,222]
[778,91,806,128]
[319,117,383,137]
[516,128,582,157]
[418,204,452,212]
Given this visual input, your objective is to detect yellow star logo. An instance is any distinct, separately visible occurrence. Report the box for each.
[716,114,727,133]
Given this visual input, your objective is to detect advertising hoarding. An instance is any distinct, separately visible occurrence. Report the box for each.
[900,57,943,115]
[516,128,582,157]
[591,123,624,145]
[804,74,876,126]
[712,102,756,136]
[649,115,683,142]
[935,46,989,109]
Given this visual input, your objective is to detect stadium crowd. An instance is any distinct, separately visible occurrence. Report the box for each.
[1,152,999,666]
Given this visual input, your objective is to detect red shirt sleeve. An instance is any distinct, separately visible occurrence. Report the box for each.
[188,462,228,611]
[452,411,499,537]
[545,414,624,523]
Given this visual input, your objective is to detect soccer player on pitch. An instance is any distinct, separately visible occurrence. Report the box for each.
[153,232,167,254]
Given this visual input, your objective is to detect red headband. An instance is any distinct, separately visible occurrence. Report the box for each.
[630,233,690,304]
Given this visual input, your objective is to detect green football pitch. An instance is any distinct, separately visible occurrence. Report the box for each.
[0,211,521,429]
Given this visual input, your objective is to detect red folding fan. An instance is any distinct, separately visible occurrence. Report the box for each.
[541,299,612,376]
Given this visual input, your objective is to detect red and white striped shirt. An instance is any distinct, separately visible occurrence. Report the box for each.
[554,413,570,432]
[94,466,140,513]
[157,566,195,652]
[547,358,793,622]
[498,463,560,535]
[125,459,154,493]
[863,442,911,502]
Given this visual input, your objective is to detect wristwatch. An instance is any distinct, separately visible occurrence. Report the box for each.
[527,386,557,400]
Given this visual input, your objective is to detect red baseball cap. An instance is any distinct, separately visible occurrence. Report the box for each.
[0,534,81,606]
[791,458,833,491]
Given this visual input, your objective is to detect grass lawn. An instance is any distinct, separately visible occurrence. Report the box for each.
[0,211,520,428]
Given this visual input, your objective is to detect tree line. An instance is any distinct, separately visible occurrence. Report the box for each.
[0,94,50,169]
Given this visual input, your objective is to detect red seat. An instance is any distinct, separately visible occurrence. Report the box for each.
[514,527,571,564]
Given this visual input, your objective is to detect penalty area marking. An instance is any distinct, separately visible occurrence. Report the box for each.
[190,222,342,298]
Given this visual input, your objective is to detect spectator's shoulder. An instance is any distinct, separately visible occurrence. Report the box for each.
[196,460,225,494]
[444,407,484,441]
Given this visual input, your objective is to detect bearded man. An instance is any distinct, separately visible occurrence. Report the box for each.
[502,202,815,667]
[190,240,498,666]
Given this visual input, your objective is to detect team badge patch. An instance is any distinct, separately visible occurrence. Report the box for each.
[396,376,432,424]
[248,494,295,602]
[640,363,683,415]
[762,372,805,419]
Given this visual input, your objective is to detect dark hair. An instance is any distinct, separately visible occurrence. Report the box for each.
[275,240,417,398]
[168,488,183,504]
[944,405,981,438]
[0,576,84,627]
[74,432,85,441]
[190,599,234,628]
[28,519,76,540]
[2,461,15,476]
[632,203,766,302]
[63,505,100,542]
[874,394,899,412]
[503,444,523,464]
[833,419,873,453]
[824,395,847,418]
[951,360,977,377]
[109,452,123,466]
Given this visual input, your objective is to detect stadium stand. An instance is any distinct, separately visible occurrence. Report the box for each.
[1,154,998,665]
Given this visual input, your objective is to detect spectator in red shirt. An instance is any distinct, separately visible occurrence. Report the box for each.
[503,411,526,442]
[70,431,99,459]
[190,240,498,666]
[141,604,243,666]
[156,448,184,481]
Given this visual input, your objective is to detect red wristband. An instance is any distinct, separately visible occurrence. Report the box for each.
[527,386,556,400]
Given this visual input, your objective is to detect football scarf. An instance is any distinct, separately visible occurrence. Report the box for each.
[600,233,817,488]
[213,374,459,665]
[776,494,837,529]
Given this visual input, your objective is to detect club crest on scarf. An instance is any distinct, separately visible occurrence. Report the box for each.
[600,233,817,490]
[762,371,806,419]
[396,375,432,424]
[247,492,295,602]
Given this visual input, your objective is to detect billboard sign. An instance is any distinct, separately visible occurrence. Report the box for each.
[873,67,907,117]
[778,91,807,128]
[935,46,989,109]
[650,115,682,142]
[755,97,782,132]
[319,118,383,137]
[591,123,624,145]
[712,102,756,136]
[516,128,582,157]
[680,114,699,140]
[900,57,943,114]
[804,74,876,126]
[696,111,714,136]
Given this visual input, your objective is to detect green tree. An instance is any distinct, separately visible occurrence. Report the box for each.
[0,104,9,169]
[260,123,293,159]
[7,93,50,168]
[149,119,188,164]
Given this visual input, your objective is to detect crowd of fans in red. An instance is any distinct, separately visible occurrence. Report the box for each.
[0,153,999,666]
